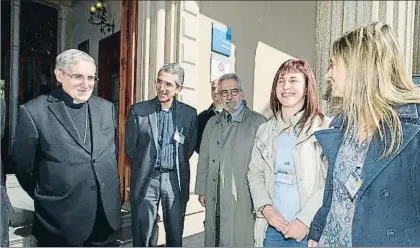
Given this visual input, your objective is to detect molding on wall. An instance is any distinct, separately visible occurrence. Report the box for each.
[178,1,199,106]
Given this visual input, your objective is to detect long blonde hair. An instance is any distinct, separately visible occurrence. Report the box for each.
[331,22,420,157]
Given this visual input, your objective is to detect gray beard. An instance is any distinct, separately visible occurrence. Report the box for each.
[224,101,242,113]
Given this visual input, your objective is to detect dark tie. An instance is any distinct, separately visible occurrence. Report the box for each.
[226,114,232,123]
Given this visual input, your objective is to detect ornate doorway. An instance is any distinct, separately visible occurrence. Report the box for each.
[1,0,58,165]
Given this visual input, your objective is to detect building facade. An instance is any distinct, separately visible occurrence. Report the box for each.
[2,0,419,207]
[2,0,419,246]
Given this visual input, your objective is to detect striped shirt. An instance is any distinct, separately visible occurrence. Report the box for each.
[155,103,176,170]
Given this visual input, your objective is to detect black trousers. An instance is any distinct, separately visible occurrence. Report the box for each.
[35,198,115,247]
[132,170,186,247]
[1,185,12,247]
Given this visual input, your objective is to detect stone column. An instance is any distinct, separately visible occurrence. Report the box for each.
[136,1,165,101]
[314,0,416,113]
[155,1,166,74]
[412,1,420,75]
[0,1,2,80]
[136,1,151,101]
[9,0,20,147]
[57,6,70,53]
[164,0,178,63]
[135,1,198,105]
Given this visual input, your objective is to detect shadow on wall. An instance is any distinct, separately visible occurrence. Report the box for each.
[197,1,317,111]
[253,41,294,120]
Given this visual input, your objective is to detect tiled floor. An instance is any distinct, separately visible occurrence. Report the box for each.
[124,231,204,247]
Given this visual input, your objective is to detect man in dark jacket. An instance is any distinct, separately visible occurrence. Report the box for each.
[195,78,222,153]
[125,63,198,247]
[12,49,121,246]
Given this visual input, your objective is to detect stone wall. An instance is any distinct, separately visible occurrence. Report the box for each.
[314,0,417,114]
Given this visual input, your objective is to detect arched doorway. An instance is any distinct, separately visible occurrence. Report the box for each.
[1,0,58,170]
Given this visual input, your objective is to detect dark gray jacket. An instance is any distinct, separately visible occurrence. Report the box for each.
[1,98,5,182]
[309,104,420,246]
[125,97,198,204]
[1,98,12,247]
[11,92,121,245]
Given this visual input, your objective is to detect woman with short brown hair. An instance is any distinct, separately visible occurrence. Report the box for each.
[248,59,331,247]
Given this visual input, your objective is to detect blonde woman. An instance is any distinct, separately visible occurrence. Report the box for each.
[248,59,331,247]
[308,22,420,247]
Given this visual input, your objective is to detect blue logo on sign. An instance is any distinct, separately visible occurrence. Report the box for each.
[211,23,232,57]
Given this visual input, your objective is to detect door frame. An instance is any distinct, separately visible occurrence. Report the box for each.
[118,0,138,203]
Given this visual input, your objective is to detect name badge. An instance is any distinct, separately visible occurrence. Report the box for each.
[276,169,294,185]
[174,128,185,144]
[344,170,363,200]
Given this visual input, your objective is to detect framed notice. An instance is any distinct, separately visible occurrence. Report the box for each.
[211,53,231,80]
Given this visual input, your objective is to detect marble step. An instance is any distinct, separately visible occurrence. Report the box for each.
[8,195,204,247]
[9,210,132,247]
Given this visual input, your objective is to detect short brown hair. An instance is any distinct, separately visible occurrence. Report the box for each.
[270,59,323,131]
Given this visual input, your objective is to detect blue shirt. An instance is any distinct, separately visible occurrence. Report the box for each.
[155,104,176,170]
[273,129,301,222]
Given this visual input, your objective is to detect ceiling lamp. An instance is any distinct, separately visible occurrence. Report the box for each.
[88,0,115,34]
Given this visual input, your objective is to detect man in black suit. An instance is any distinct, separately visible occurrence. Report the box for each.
[195,78,222,153]
[12,49,121,247]
[125,63,198,247]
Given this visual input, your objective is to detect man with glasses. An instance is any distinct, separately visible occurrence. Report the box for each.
[195,73,266,247]
[12,49,121,246]
[125,63,198,247]
[195,78,223,154]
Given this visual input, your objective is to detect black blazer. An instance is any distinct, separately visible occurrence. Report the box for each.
[195,104,218,154]
[125,97,198,205]
[11,92,121,245]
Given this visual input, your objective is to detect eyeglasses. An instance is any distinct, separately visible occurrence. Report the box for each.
[61,70,98,85]
[219,88,241,97]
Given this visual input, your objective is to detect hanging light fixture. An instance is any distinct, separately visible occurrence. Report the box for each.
[88,0,115,34]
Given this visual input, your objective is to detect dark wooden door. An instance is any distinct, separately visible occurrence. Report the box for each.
[98,31,121,104]
[1,0,57,162]
[98,31,121,143]
[20,56,56,105]
[97,1,138,204]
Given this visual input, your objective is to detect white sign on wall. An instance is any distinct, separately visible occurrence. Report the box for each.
[210,53,230,81]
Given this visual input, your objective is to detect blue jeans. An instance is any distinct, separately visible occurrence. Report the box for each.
[263,226,308,247]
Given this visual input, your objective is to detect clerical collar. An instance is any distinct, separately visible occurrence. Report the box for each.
[58,87,86,109]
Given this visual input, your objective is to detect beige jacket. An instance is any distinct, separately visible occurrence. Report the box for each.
[247,113,331,247]
[195,106,266,247]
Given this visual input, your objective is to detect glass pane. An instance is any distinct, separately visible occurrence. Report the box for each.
[39,61,52,95]
[20,1,57,57]
[22,58,36,102]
